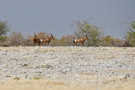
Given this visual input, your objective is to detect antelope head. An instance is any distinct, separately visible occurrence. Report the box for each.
[34,34,37,38]
[50,34,54,40]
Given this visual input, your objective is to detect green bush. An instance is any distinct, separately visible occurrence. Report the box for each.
[125,21,135,47]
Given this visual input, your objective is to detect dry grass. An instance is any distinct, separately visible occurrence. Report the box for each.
[0,79,135,90]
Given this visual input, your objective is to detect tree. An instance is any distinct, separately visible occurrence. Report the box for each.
[102,35,113,46]
[0,21,9,46]
[8,31,24,46]
[74,20,104,46]
[0,21,9,36]
[59,35,75,46]
[125,21,135,46]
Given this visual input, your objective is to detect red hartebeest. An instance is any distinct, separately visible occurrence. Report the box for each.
[43,34,54,46]
[32,34,44,46]
[73,35,88,46]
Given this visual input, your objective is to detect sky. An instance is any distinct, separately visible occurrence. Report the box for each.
[0,0,135,39]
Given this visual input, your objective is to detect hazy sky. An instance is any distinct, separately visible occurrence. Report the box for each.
[0,0,135,39]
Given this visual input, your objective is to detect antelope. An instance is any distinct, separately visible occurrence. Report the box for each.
[32,34,44,46]
[43,34,54,46]
[73,35,88,46]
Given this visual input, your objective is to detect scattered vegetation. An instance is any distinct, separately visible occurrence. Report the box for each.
[13,77,20,80]
[0,20,134,47]
[32,77,42,80]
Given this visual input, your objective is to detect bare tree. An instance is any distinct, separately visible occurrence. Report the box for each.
[8,31,24,46]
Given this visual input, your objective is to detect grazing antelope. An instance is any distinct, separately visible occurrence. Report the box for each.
[73,35,88,46]
[32,34,44,46]
[43,34,54,46]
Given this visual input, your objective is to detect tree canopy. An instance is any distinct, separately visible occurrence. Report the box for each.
[125,21,135,46]
[0,21,9,36]
[74,20,104,46]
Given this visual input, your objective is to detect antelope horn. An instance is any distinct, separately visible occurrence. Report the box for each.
[34,33,37,37]
[50,33,53,37]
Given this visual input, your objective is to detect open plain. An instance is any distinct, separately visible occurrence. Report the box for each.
[0,46,135,90]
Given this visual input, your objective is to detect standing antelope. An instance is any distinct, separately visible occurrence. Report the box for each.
[73,35,88,46]
[32,34,44,46]
[43,34,54,46]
